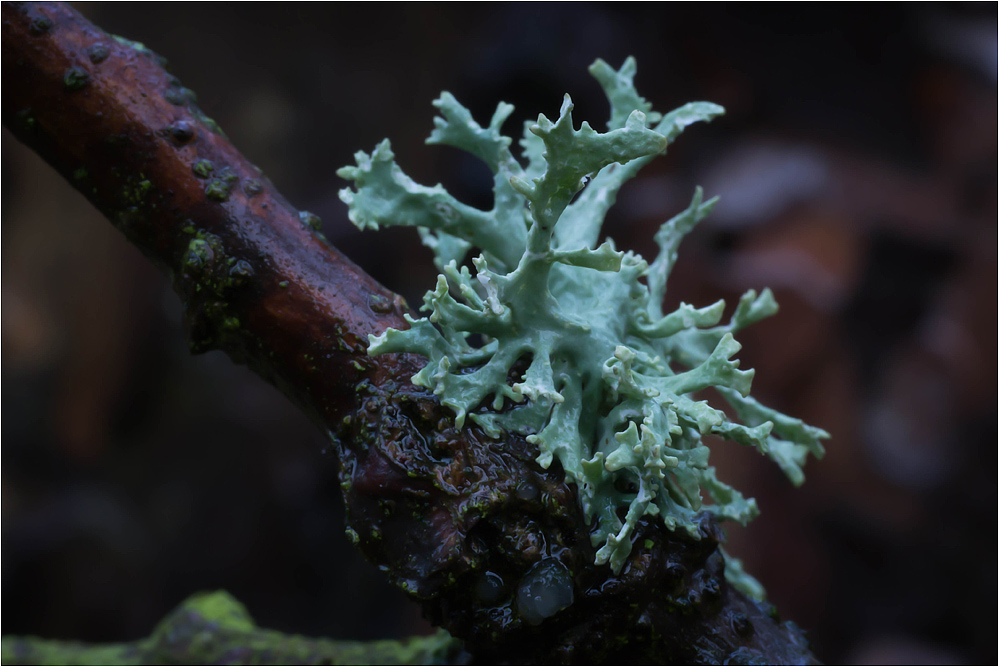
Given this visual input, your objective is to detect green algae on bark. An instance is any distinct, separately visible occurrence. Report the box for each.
[1,591,463,666]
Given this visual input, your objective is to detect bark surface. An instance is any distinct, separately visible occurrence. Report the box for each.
[2,3,817,663]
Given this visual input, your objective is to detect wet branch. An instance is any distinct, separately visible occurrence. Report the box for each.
[2,2,817,664]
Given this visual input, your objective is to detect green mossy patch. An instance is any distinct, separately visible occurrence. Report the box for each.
[192,159,214,178]
[1,591,461,665]
[177,230,254,354]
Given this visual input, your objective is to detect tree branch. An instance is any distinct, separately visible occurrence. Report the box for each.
[2,3,817,663]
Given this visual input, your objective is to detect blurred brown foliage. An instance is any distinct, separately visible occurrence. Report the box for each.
[3,4,996,664]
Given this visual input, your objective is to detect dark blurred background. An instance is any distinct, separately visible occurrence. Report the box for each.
[3,3,996,664]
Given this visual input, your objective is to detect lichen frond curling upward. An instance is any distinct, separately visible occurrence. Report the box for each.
[337,57,829,591]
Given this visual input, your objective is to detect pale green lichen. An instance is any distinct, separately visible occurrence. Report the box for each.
[338,58,828,582]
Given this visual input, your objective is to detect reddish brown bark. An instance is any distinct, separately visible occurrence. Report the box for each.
[2,3,817,663]
[2,0,410,431]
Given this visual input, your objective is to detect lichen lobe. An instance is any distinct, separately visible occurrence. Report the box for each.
[338,56,829,592]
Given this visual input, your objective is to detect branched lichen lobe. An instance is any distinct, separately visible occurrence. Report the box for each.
[340,57,828,583]
[336,56,826,663]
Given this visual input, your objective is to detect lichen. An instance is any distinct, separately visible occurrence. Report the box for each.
[177,230,254,354]
[192,159,214,179]
[28,15,53,35]
[88,43,109,64]
[338,58,828,579]
[63,66,89,91]
[299,210,322,231]
[164,87,188,106]
[111,34,169,69]
[205,179,230,202]
[203,168,239,202]
[243,179,264,196]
